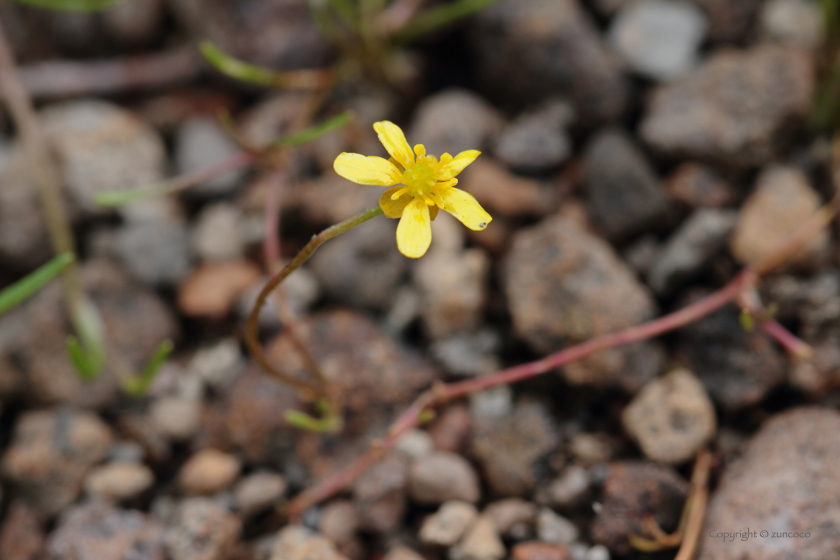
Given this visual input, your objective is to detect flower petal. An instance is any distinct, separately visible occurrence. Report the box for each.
[438,187,492,231]
[334,153,401,186]
[439,150,480,180]
[396,198,432,258]
[379,186,410,218]
[374,121,415,170]
[429,205,439,221]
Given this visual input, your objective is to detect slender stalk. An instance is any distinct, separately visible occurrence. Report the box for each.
[245,207,384,400]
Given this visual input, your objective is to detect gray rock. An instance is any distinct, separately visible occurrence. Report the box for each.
[585,545,611,560]
[238,268,321,330]
[640,45,815,167]
[409,89,504,157]
[543,465,591,509]
[504,216,662,391]
[394,429,434,460]
[165,498,242,560]
[270,525,348,560]
[115,216,192,286]
[698,408,840,560]
[648,208,737,295]
[419,501,478,546]
[102,0,165,47]
[150,396,201,441]
[175,117,245,197]
[470,386,514,419]
[759,0,823,49]
[493,100,573,171]
[537,508,579,546]
[622,369,716,464]
[191,203,246,262]
[665,162,734,208]
[84,462,155,502]
[484,499,537,539]
[431,329,501,377]
[47,502,165,560]
[409,452,481,505]
[469,0,629,124]
[609,0,707,81]
[318,500,358,546]
[234,472,287,517]
[352,455,409,533]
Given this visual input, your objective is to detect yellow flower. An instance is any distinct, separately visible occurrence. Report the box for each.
[333,121,492,258]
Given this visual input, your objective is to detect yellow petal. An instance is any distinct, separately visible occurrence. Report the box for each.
[374,121,415,170]
[438,187,492,231]
[429,205,439,221]
[379,186,410,218]
[439,150,480,180]
[396,198,432,258]
[334,153,401,186]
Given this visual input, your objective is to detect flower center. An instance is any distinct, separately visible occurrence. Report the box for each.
[402,158,438,197]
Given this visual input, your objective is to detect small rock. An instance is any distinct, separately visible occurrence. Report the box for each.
[585,545,610,560]
[0,502,44,560]
[450,516,506,560]
[238,268,321,329]
[459,159,553,218]
[493,100,573,172]
[234,472,287,517]
[431,329,501,377]
[270,525,348,560]
[175,117,244,197]
[191,203,245,262]
[543,465,591,509]
[699,408,840,560]
[640,45,814,167]
[759,0,823,49]
[469,0,629,124]
[419,501,478,546]
[609,0,707,81]
[150,396,201,441]
[394,429,434,460]
[471,401,560,497]
[179,449,242,496]
[101,0,165,47]
[622,369,716,464]
[591,462,689,555]
[114,215,192,286]
[414,246,489,339]
[690,0,761,43]
[469,386,514,419]
[582,128,669,240]
[47,502,165,560]
[428,404,472,453]
[178,261,262,318]
[537,509,579,546]
[621,236,661,277]
[384,547,424,560]
[648,209,737,295]
[504,216,661,391]
[319,501,359,546]
[2,409,113,516]
[84,462,155,501]
[484,499,538,539]
[408,89,504,156]
[165,498,242,560]
[665,163,734,208]
[512,541,573,560]
[353,455,409,533]
[409,452,481,505]
[730,166,830,270]
[569,433,614,465]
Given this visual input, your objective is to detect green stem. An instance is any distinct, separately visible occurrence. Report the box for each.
[245,206,384,399]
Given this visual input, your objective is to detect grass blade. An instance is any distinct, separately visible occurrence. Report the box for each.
[0,252,74,315]
[11,0,122,11]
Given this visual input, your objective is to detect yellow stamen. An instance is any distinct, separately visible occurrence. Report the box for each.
[390,186,410,200]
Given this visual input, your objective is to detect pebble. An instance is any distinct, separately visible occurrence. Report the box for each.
[234,472,288,517]
[414,247,489,339]
[394,429,434,460]
[409,452,481,505]
[699,408,840,560]
[648,208,737,295]
[459,159,553,219]
[188,338,245,392]
[730,166,830,270]
[47,502,166,560]
[585,545,610,560]
[665,163,734,208]
[384,547,424,560]
[621,236,661,278]
[492,100,573,171]
[352,455,409,533]
[165,498,242,560]
[175,117,245,197]
[101,0,165,47]
[640,45,814,167]
[178,449,242,496]
[1,409,113,516]
[191,203,246,262]
[450,516,506,560]
[622,369,716,464]
[150,396,201,441]
[512,542,573,560]
[537,509,579,546]
[114,216,192,286]
[178,261,262,319]
[504,216,661,391]
[408,89,504,156]
[0,501,45,560]
[431,329,501,377]
[484,499,538,539]
[470,385,514,419]
[428,404,472,453]
[238,268,321,329]
[469,0,629,124]
[691,0,761,43]
[569,433,614,465]
[591,462,689,555]
[544,465,591,509]
[471,401,560,497]
[84,462,155,501]
[419,501,478,546]
[582,128,669,240]
[270,525,348,560]
[609,0,707,81]
[759,0,823,49]
[318,501,359,547]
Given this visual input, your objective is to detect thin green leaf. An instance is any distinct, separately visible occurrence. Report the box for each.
[284,398,343,433]
[200,41,282,87]
[395,0,501,44]
[10,0,122,12]
[272,110,355,148]
[122,339,174,396]
[93,184,170,207]
[0,252,74,315]
[66,336,101,380]
[67,297,106,380]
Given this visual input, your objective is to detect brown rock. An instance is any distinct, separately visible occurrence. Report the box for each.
[352,455,409,533]
[270,525,348,560]
[691,0,761,43]
[165,498,242,560]
[383,547,424,560]
[511,541,573,560]
[84,462,155,501]
[234,472,287,517]
[451,516,506,560]
[178,449,242,495]
[542,465,591,509]
[591,461,689,554]
[698,408,840,560]
[730,166,830,270]
[459,159,554,218]
[419,500,478,546]
[665,163,734,208]
[178,261,261,318]
[428,403,471,453]
[409,452,481,505]
[484,499,538,539]
[0,502,44,560]
[319,500,359,546]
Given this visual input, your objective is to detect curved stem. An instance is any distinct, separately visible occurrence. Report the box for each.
[245,206,384,400]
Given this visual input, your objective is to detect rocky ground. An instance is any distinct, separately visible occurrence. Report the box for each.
[0,0,838,559]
